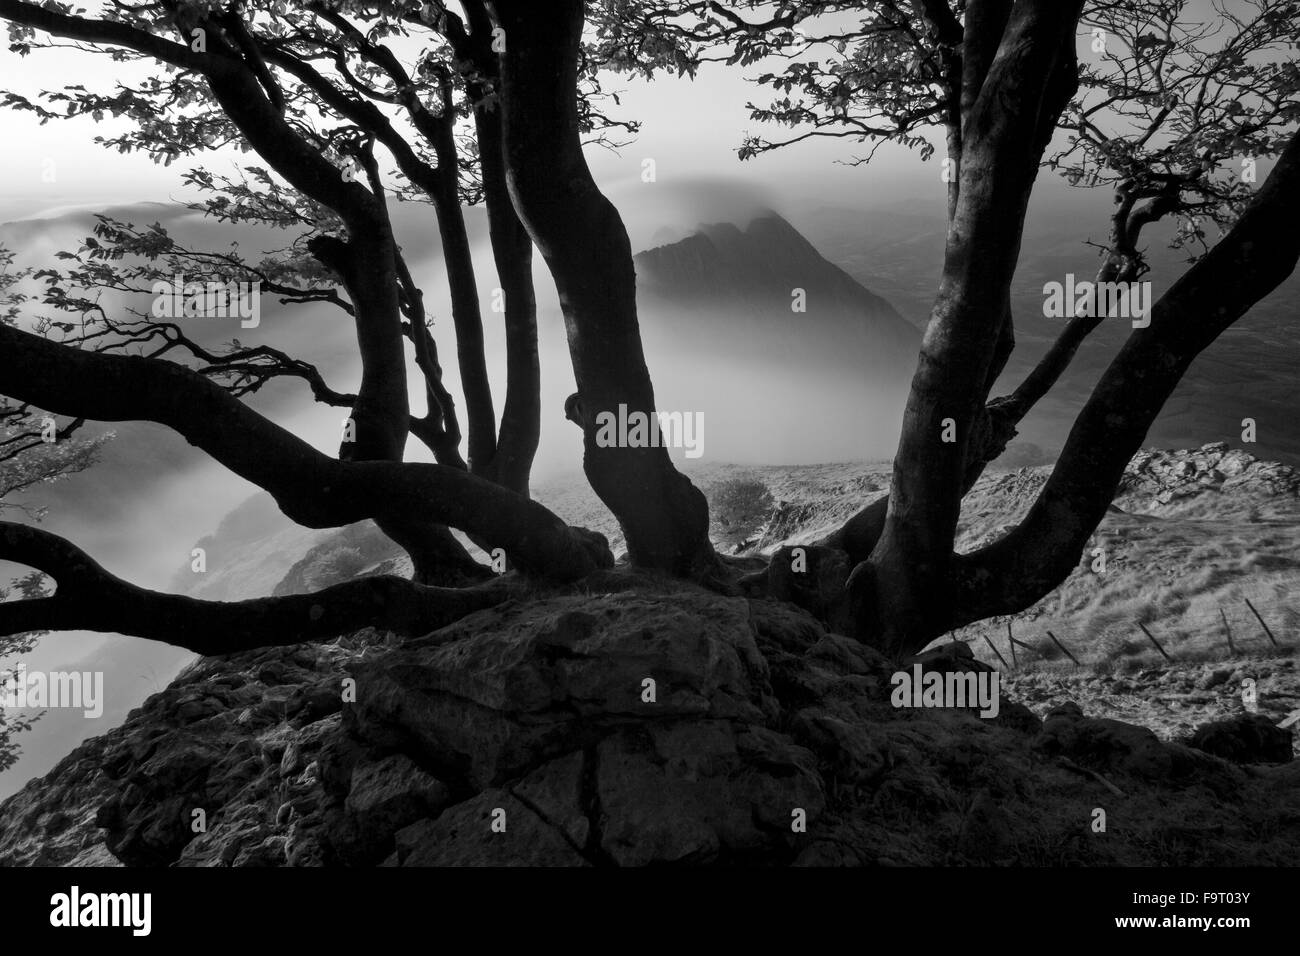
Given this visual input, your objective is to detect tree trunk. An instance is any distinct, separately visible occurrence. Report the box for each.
[306,205,482,587]
[490,0,715,575]
[476,98,540,497]
[304,231,408,463]
[853,0,1084,656]
[425,102,498,475]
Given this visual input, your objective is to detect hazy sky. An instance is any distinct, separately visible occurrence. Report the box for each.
[0,15,958,224]
[0,0,1245,222]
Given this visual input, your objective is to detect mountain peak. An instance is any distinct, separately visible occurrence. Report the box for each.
[634,214,911,323]
[631,212,921,386]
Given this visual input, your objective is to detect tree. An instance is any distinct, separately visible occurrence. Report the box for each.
[3,0,547,581]
[592,0,1300,654]
[0,0,616,652]
[0,0,1297,666]
[491,0,717,576]
[25,0,491,585]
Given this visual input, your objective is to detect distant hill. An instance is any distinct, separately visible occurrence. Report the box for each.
[792,199,1300,466]
[635,211,921,392]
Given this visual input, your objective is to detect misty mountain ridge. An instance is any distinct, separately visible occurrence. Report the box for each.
[634,210,921,390]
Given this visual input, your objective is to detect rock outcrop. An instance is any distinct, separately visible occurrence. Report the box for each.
[1120,444,1300,505]
[3,568,1296,867]
[1190,713,1295,764]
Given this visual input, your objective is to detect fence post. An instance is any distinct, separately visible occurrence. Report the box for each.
[1219,607,1235,655]
[1045,629,1081,666]
[1138,622,1173,663]
[982,634,1010,669]
[1243,598,1280,648]
[1007,619,1017,669]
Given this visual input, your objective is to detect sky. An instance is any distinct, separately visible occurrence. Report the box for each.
[0,0,1247,221]
[0,7,973,222]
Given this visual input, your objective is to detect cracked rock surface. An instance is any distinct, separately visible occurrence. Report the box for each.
[2,565,1297,866]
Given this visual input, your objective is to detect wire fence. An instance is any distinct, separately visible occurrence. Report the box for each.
[963,593,1297,672]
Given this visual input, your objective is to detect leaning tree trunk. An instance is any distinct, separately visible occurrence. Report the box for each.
[489,0,715,575]
[474,76,541,497]
[465,3,540,502]
[850,0,1084,657]
[304,229,409,463]
[310,221,488,587]
[423,93,499,476]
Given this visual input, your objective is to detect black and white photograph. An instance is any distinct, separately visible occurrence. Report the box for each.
[0,0,1296,938]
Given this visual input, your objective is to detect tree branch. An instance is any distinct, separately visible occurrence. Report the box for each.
[953,127,1300,627]
[852,0,1085,653]
[0,0,214,71]
[0,522,506,651]
[0,323,611,579]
